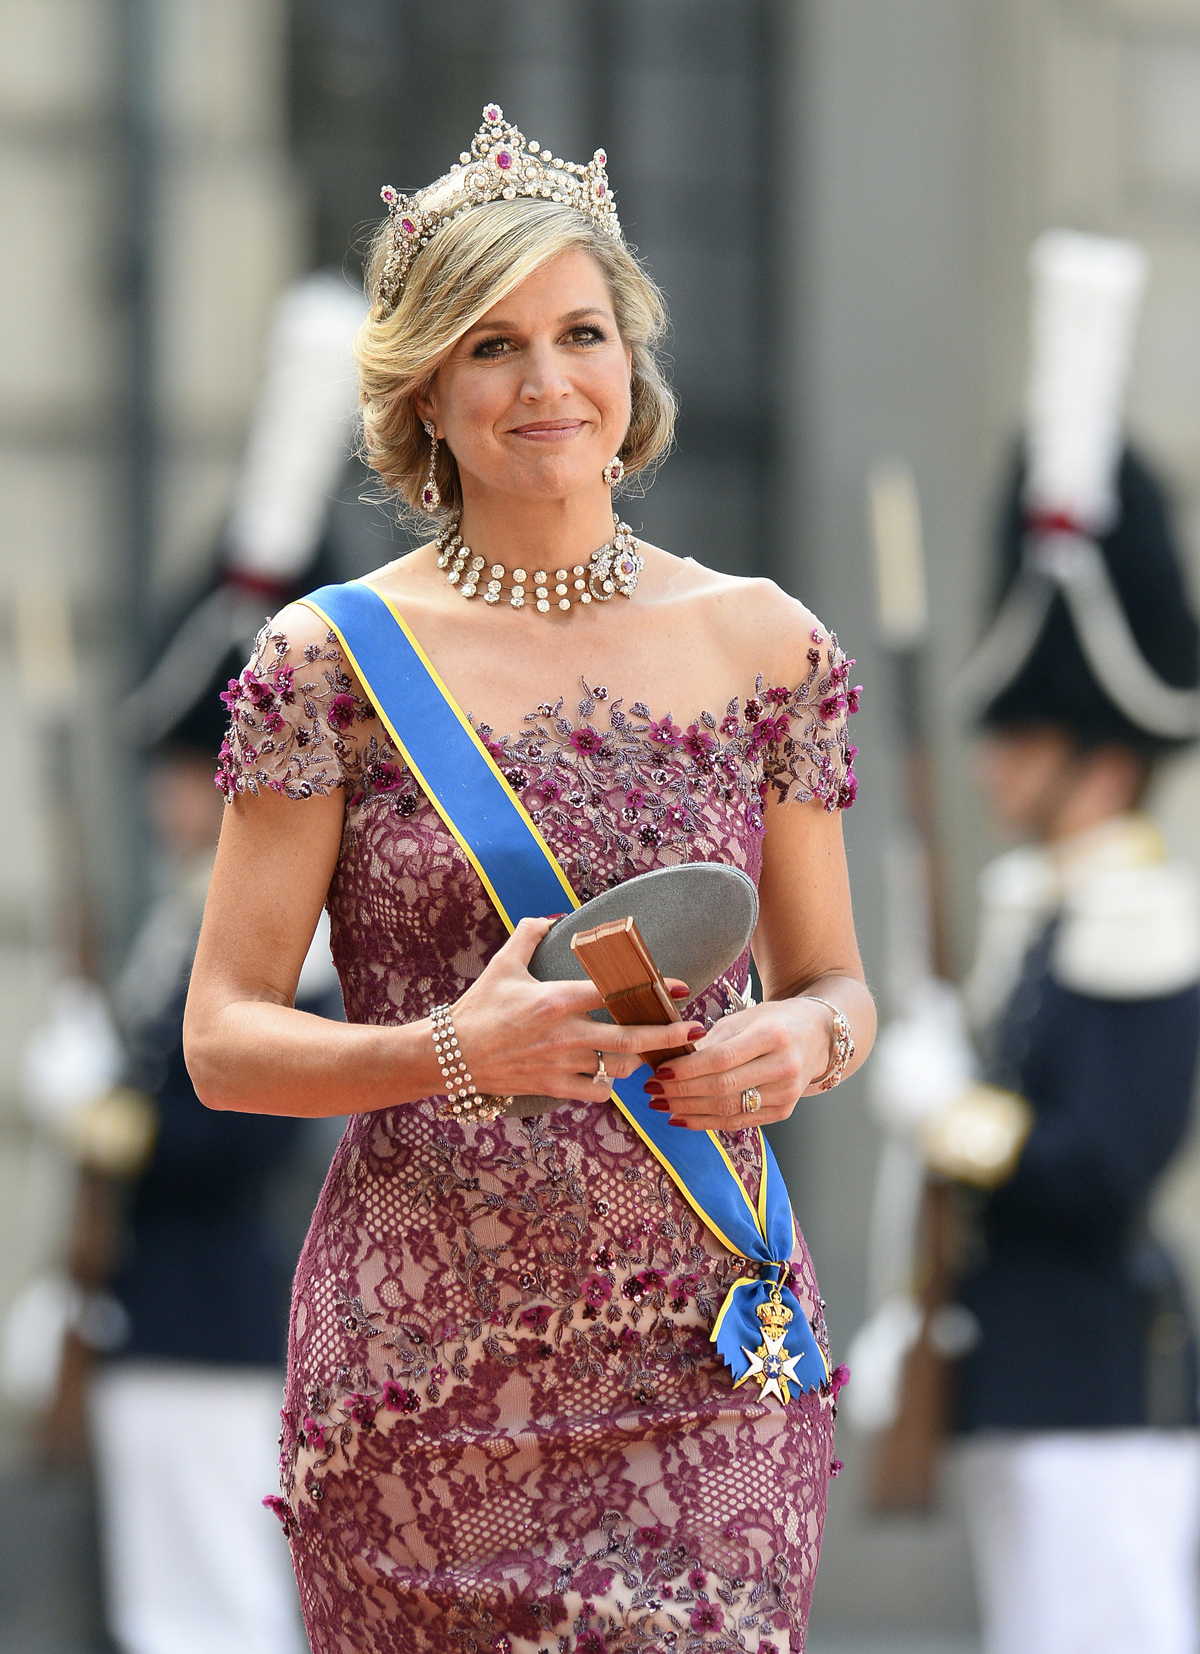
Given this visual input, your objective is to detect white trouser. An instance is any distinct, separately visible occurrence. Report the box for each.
[90,1362,305,1654]
[962,1430,1200,1654]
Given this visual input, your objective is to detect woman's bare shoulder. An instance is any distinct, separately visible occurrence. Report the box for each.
[647,550,833,679]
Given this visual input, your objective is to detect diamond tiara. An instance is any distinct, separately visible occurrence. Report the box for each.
[376,103,621,313]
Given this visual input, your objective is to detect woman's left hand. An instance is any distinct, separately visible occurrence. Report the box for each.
[642,998,834,1130]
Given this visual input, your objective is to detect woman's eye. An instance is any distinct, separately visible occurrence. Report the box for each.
[567,326,606,345]
[473,336,514,359]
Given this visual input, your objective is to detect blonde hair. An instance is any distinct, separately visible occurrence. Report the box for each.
[355,198,676,517]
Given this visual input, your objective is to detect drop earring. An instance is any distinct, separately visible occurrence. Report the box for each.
[601,455,624,487]
[421,421,441,511]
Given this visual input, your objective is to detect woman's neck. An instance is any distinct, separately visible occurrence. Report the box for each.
[454,487,618,569]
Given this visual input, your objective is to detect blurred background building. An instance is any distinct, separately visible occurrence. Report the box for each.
[1,1,1199,1649]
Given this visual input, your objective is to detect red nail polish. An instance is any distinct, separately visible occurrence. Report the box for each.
[687,1026,706,1042]
[670,985,691,998]
[547,912,567,921]
[648,1100,671,1112]
[655,1067,674,1080]
[644,1081,665,1095]
[669,1117,688,1128]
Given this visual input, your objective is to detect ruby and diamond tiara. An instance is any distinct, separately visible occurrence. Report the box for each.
[377,103,621,312]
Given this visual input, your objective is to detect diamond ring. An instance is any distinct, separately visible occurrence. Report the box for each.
[592,1051,610,1086]
[741,1087,762,1114]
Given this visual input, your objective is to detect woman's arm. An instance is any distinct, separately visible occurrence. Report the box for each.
[184,786,699,1118]
[639,578,874,1131]
[642,797,875,1130]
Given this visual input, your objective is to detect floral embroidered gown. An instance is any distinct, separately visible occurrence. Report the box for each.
[218,607,859,1654]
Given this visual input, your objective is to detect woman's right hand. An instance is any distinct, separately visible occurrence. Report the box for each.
[450,917,702,1101]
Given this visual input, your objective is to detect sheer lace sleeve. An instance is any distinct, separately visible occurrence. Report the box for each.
[760,623,861,811]
[215,620,380,802]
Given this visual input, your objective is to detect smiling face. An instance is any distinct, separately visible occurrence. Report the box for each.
[420,249,633,508]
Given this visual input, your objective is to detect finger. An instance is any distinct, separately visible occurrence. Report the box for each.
[499,915,554,968]
[684,1009,743,1044]
[571,1050,641,1085]
[665,978,692,1000]
[593,1021,706,1058]
[658,1034,759,1081]
[546,979,606,1016]
[664,1104,794,1131]
[646,1054,789,1110]
[651,1032,780,1091]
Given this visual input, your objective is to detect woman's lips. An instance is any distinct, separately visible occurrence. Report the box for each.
[508,419,588,442]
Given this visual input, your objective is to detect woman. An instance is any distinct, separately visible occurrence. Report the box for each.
[185,106,874,1654]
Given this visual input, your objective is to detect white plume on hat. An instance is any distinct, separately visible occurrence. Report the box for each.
[959,230,1199,740]
[226,270,367,583]
[1024,230,1148,534]
[121,270,366,748]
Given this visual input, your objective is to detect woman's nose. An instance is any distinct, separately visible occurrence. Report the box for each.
[519,341,572,402]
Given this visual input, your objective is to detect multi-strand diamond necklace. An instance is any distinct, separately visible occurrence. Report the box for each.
[435,513,643,613]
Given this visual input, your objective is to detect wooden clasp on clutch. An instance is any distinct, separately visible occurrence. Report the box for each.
[570,917,696,1070]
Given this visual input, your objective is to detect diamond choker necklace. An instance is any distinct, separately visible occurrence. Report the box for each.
[434,514,643,613]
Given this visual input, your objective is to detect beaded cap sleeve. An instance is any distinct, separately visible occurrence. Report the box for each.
[216,622,388,803]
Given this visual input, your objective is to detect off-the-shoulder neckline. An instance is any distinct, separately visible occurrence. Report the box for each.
[288,626,839,752]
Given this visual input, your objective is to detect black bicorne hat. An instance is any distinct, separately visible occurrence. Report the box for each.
[963,445,1200,756]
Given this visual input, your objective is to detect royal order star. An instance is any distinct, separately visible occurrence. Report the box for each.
[741,1333,805,1404]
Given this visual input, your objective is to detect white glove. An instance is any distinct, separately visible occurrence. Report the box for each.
[21,978,123,1132]
[868,977,977,1138]
[842,1295,923,1432]
[21,978,156,1176]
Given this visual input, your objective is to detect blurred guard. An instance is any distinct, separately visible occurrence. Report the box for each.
[9,268,364,1654]
[876,233,1200,1654]
[85,268,362,1654]
[119,267,367,750]
[88,657,345,1654]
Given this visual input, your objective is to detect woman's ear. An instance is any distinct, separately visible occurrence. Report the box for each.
[414,387,437,432]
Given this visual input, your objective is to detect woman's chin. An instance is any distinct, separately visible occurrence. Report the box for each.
[481,459,610,503]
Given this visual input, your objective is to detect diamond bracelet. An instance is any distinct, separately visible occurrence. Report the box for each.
[803,996,856,1092]
[430,1003,510,1123]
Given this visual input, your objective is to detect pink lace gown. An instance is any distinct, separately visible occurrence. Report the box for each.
[218,615,859,1654]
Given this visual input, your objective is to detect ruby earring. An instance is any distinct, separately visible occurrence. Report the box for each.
[421,421,441,511]
[601,455,624,487]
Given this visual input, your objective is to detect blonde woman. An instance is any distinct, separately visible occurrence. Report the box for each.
[185,107,873,1654]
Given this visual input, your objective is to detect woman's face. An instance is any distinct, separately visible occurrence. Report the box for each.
[422,249,633,507]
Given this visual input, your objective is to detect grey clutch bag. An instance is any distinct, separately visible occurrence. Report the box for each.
[508,862,758,1115]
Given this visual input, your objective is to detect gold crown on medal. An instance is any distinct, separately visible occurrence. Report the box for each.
[377,104,622,313]
[757,1287,794,1339]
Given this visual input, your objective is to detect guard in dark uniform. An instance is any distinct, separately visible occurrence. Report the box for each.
[90,665,343,1654]
[944,234,1200,1654]
[88,266,363,1654]
[861,230,1200,1654]
[947,436,1200,1654]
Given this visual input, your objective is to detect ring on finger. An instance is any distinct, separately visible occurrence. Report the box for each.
[592,1050,610,1086]
[741,1086,762,1114]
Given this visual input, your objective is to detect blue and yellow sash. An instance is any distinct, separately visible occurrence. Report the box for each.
[300,581,827,1401]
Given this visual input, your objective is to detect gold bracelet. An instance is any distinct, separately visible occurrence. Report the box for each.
[430,1003,511,1123]
[803,996,855,1092]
